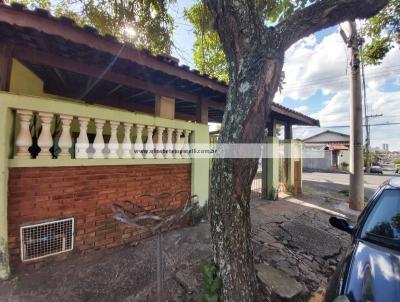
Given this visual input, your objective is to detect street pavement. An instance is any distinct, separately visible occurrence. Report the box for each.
[302,171,395,199]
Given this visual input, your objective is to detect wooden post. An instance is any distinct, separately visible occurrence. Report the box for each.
[0,45,13,92]
[155,96,175,119]
[196,97,208,124]
[284,123,292,140]
[267,120,276,137]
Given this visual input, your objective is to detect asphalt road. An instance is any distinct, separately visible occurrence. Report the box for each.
[302,171,398,198]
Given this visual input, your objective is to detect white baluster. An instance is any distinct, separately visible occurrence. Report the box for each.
[134,124,144,159]
[174,129,183,159]
[182,130,191,159]
[15,110,33,158]
[108,121,120,159]
[145,126,155,159]
[76,117,90,159]
[122,122,133,159]
[155,127,165,159]
[93,119,105,159]
[165,128,174,159]
[37,112,54,158]
[58,115,73,159]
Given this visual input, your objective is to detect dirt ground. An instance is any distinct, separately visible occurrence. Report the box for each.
[0,176,368,302]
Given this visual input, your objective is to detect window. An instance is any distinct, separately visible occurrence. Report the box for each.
[361,189,400,246]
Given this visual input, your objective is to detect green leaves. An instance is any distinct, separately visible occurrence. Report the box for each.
[184,2,228,82]
[261,0,313,23]
[201,262,222,302]
[184,0,318,82]
[361,0,400,65]
[14,0,175,55]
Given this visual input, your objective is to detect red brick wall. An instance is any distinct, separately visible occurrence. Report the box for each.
[8,164,191,269]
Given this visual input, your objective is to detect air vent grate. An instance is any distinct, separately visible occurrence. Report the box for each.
[20,218,74,261]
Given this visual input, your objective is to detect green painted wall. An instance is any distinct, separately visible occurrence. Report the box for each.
[190,125,210,206]
[283,139,294,190]
[0,106,12,279]
[264,137,280,200]
[9,60,44,96]
[10,59,85,103]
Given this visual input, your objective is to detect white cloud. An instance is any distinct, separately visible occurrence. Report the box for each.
[277,27,400,102]
[311,91,349,123]
[301,87,400,150]
[293,105,309,114]
[278,29,348,101]
[280,26,400,150]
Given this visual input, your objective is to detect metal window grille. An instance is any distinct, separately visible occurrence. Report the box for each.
[20,218,74,261]
[251,171,263,199]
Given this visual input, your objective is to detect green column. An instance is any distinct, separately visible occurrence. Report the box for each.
[0,105,13,279]
[284,139,294,192]
[191,124,209,206]
[294,140,303,194]
[263,136,279,200]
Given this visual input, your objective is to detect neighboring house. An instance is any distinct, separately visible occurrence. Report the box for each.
[0,3,318,278]
[302,130,350,171]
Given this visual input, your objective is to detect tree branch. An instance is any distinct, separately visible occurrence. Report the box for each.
[277,0,389,51]
[205,0,266,64]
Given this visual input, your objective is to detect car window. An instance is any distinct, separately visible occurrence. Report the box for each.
[361,189,400,244]
[357,185,384,223]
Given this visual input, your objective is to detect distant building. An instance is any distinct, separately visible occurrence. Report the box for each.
[370,146,381,152]
[302,130,350,171]
[382,144,389,152]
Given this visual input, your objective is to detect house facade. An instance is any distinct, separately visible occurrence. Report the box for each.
[0,3,318,278]
[303,130,350,171]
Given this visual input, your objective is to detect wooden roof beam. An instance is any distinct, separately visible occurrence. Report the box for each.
[53,67,68,89]
[0,5,227,93]
[0,45,13,91]
[13,47,221,109]
[106,83,123,96]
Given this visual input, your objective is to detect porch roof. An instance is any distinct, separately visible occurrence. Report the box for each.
[0,2,319,127]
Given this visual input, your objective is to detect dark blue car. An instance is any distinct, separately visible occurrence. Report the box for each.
[326,178,400,302]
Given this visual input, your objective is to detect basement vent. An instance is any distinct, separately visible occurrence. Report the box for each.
[20,218,74,261]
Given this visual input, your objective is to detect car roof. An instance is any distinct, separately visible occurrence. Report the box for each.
[388,177,400,188]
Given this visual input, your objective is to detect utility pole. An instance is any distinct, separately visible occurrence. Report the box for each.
[361,61,370,169]
[361,61,383,170]
[364,113,383,169]
[340,21,364,211]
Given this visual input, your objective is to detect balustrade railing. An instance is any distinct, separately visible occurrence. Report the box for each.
[13,110,192,160]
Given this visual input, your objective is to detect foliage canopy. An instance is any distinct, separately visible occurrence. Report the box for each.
[15,0,175,54]
[184,0,397,79]
[361,0,400,65]
[184,0,313,82]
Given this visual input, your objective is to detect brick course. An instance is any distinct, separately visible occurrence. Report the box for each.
[8,164,191,270]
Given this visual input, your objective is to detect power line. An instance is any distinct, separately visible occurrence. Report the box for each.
[282,63,400,87]
[295,122,400,128]
[281,65,400,91]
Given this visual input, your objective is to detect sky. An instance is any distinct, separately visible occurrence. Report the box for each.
[168,1,400,151]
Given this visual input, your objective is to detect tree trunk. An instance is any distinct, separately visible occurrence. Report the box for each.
[205,1,388,301]
[209,56,283,301]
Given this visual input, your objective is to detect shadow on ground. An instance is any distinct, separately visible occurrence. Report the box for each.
[303,180,376,199]
[0,179,364,302]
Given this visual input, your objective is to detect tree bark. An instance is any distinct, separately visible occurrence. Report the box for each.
[209,57,283,301]
[205,1,388,301]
